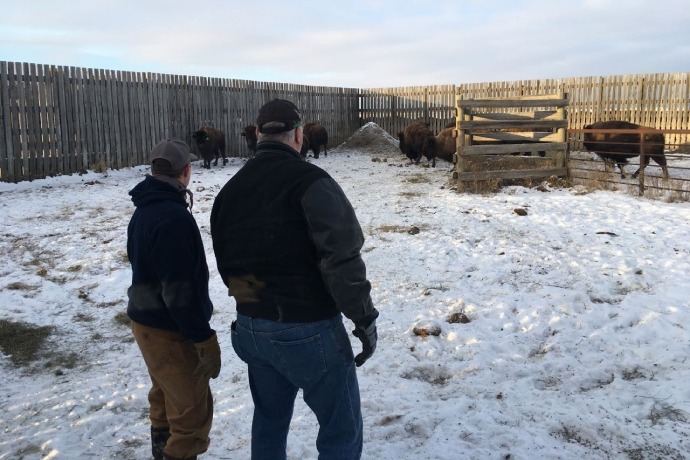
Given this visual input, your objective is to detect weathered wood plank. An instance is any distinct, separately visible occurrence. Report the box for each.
[17,63,30,178]
[459,120,567,130]
[0,62,13,181]
[461,142,568,155]
[25,62,41,178]
[456,168,567,181]
[459,99,569,109]
[472,132,564,142]
[35,64,52,177]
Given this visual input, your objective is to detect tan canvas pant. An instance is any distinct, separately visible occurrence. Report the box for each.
[131,321,213,459]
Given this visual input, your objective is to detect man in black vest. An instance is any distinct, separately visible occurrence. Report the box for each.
[210,99,378,459]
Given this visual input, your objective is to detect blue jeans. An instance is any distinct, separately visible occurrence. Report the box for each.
[231,313,363,460]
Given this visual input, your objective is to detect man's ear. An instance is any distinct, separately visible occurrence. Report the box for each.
[295,126,304,146]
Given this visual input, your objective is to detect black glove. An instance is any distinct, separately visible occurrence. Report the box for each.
[352,319,377,367]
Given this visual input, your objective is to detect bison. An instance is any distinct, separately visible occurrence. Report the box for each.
[442,120,456,131]
[241,125,258,157]
[302,123,328,159]
[192,126,227,169]
[398,122,436,167]
[434,127,456,163]
[583,120,669,179]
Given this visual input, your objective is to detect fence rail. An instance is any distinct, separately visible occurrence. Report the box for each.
[1,61,689,183]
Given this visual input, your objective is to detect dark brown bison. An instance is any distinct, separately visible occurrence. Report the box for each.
[192,126,227,169]
[398,122,436,167]
[302,123,328,159]
[241,125,258,157]
[434,127,456,163]
[583,120,669,179]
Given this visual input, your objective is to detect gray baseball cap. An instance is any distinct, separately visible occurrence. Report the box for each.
[150,139,198,170]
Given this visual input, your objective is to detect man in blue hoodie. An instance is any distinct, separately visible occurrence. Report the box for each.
[127,139,220,460]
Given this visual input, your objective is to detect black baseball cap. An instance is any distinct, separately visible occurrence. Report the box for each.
[256,99,302,134]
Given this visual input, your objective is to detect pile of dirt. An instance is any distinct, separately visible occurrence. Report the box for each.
[333,122,402,157]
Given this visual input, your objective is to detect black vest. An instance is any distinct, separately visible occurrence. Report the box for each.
[211,142,340,322]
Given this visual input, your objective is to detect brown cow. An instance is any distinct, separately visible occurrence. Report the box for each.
[398,122,436,167]
[192,126,227,168]
[241,125,258,157]
[303,123,328,159]
[583,120,669,179]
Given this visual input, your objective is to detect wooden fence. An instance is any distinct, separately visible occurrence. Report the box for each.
[1,62,689,183]
[454,94,569,191]
[361,72,690,148]
[0,61,360,182]
[358,85,457,138]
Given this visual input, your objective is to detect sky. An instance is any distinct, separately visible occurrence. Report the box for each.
[2,124,690,459]
[1,0,689,89]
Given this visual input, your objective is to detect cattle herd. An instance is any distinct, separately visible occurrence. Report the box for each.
[397,119,671,179]
[191,118,671,179]
[396,121,459,168]
[192,122,329,168]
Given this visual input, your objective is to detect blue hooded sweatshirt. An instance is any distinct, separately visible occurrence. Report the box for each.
[127,175,214,343]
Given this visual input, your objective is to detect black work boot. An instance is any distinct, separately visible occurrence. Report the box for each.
[151,426,170,460]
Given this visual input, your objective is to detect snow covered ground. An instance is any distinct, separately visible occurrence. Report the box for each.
[2,123,690,459]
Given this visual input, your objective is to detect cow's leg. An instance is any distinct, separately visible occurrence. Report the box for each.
[617,163,627,179]
[632,161,644,178]
[652,157,670,179]
[632,156,651,178]
[602,159,613,174]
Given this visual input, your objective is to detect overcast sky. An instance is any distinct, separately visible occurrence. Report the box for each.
[1,0,689,89]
